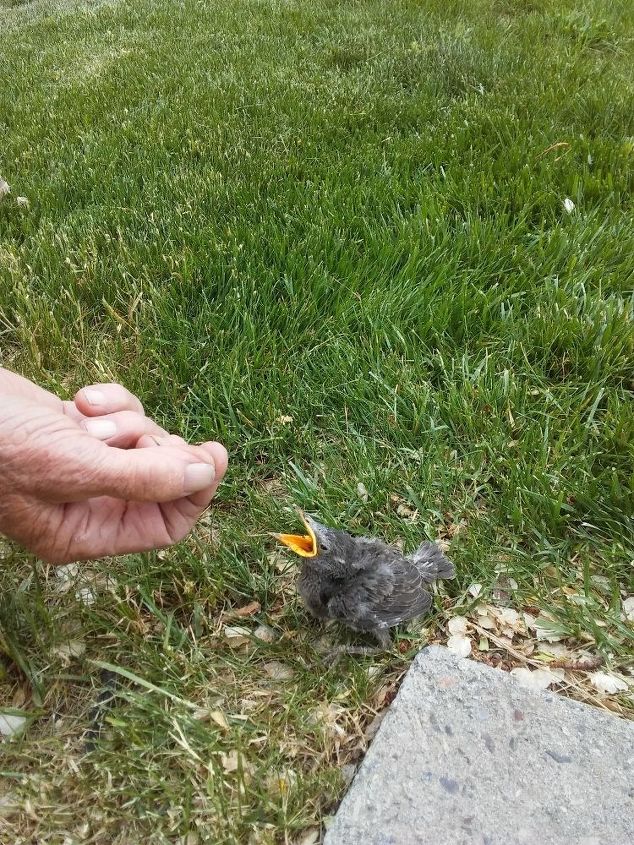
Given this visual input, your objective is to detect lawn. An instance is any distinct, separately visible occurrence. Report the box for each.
[1,0,633,841]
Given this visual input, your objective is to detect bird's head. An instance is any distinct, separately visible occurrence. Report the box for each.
[273,512,340,563]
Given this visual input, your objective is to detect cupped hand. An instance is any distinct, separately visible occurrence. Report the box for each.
[0,368,228,563]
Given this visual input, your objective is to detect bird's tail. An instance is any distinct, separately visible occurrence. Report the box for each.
[408,541,455,583]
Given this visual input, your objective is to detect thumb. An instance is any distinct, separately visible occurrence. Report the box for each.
[36,440,220,503]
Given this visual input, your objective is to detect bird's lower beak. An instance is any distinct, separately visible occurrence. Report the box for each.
[272,512,318,558]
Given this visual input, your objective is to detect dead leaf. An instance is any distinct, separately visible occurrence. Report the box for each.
[526,614,565,642]
[444,518,466,538]
[248,827,278,845]
[549,654,602,671]
[447,634,471,658]
[294,828,320,845]
[226,601,261,619]
[16,196,29,209]
[492,574,516,604]
[468,584,482,598]
[310,702,347,738]
[259,477,286,498]
[589,672,628,694]
[208,710,230,730]
[537,642,569,658]
[372,683,397,710]
[267,550,292,573]
[622,597,634,622]
[54,563,79,593]
[224,625,251,648]
[589,575,611,593]
[76,587,96,605]
[266,769,296,797]
[12,686,27,708]
[356,482,369,502]
[490,606,526,639]
[0,179,10,199]
[276,415,294,425]
[363,710,386,743]
[510,667,564,691]
[340,763,356,786]
[0,794,18,817]
[0,712,27,737]
[254,623,277,643]
[263,661,294,681]
[496,608,521,629]
[51,640,86,662]
[221,750,240,773]
[396,502,417,520]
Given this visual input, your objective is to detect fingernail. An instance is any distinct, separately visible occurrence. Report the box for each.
[83,419,118,440]
[83,388,106,406]
[184,462,215,494]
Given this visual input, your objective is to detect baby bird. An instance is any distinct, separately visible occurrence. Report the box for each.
[274,513,455,648]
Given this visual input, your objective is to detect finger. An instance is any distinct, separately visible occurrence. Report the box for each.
[179,442,228,506]
[80,411,168,448]
[62,400,86,423]
[73,383,145,417]
[135,433,189,449]
[153,444,228,546]
[133,438,228,504]
[198,442,228,487]
[37,439,222,503]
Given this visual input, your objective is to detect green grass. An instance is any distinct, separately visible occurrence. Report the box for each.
[1,0,633,841]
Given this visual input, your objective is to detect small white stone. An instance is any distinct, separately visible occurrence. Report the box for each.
[263,661,294,680]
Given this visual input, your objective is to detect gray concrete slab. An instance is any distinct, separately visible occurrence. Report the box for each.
[325,646,634,845]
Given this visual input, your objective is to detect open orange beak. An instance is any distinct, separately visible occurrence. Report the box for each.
[272,512,318,558]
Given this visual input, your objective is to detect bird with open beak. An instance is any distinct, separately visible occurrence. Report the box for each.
[274,513,455,649]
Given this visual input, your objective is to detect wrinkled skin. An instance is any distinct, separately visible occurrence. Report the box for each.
[0,368,228,564]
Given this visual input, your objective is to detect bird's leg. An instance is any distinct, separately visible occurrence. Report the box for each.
[328,645,383,658]
[320,644,383,667]
[321,630,392,665]
[373,628,393,650]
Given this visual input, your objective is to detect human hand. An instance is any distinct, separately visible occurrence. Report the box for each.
[0,368,228,564]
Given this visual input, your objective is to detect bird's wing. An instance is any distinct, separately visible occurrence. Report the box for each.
[406,541,455,582]
[327,553,432,632]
